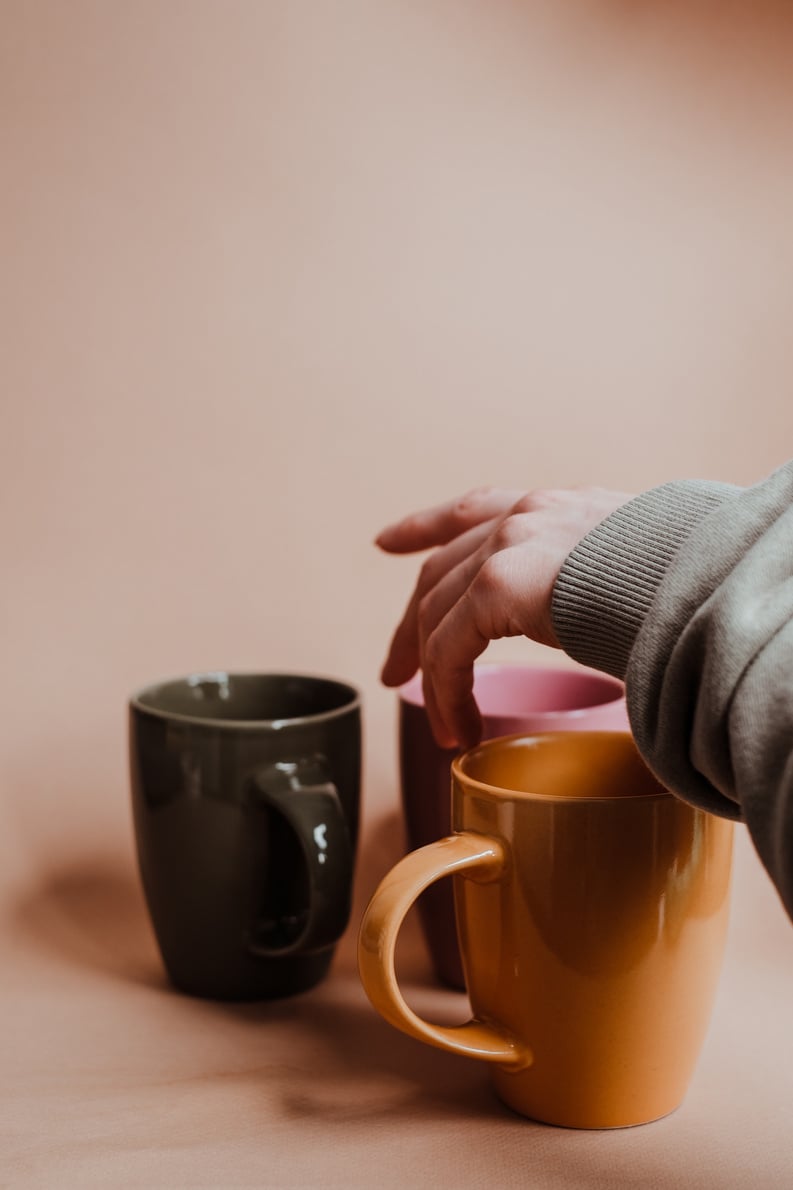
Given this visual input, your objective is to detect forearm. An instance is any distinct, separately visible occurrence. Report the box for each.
[552,461,793,919]
[551,478,740,682]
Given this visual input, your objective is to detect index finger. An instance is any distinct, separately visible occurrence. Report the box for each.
[375,487,523,554]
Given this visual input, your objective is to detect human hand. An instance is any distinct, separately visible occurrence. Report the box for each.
[377,485,633,748]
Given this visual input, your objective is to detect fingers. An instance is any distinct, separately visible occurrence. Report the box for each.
[423,550,536,747]
[380,516,502,687]
[417,490,637,745]
[377,483,637,749]
[376,487,523,554]
[421,659,482,751]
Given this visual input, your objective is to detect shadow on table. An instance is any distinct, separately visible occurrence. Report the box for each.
[9,804,414,996]
[13,857,166,990]
[13,848,497,1123]
[187,805,499,1123]
[212,986,506,1125]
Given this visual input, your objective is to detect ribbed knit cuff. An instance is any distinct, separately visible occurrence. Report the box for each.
[551,480,740,678]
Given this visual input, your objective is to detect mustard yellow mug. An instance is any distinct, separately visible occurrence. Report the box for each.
[358,732,734,1129]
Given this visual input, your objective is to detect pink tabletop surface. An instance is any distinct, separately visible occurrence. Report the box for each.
[3,756,793,1189]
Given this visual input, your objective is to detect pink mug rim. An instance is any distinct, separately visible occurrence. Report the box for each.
[398,662,625,721]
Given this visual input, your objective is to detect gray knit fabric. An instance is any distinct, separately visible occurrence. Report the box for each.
[551,461,793,920]
[552,480,740,678]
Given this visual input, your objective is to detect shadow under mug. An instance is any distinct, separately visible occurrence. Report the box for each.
[360,731,734,1129]
[399,663,628,988]
[129,671,361,1000]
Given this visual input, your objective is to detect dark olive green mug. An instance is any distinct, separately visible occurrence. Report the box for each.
[129,672,361,1000]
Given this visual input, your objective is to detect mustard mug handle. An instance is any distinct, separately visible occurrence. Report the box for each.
[358,833,533,1070]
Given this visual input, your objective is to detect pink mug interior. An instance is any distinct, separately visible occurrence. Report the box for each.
[399,663,628,735]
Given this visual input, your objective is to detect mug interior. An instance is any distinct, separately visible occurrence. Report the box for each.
[131,672,358,726]
[399,664,623,719]
[455,732,668,801]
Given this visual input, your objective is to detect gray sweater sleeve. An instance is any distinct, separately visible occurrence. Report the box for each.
[551,460,793,920]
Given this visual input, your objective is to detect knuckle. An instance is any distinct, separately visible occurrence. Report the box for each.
[463,483,497,504]
[476,552,511,595]
[451,486,495,524]
[512,487,560,516]
[490,517,523,552]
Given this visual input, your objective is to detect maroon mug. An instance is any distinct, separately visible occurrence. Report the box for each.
[399,663,629,988]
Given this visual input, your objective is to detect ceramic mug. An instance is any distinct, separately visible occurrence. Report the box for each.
[399,664,628,987]
[129,671,361,1000]
[360,731,733,1129]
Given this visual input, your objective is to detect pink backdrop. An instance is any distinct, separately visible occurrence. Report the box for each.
[3,2,793,1185]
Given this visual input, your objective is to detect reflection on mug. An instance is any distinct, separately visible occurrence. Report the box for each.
[399,663,628,987]
[130,671,362,1001]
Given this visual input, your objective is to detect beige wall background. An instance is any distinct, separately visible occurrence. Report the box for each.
[3,0,793,893]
